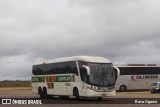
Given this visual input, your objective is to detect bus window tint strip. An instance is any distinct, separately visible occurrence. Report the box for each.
[119,67,160,75]
[32,61,78,75]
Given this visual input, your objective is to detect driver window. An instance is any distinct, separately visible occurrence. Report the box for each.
[80,68,88,83]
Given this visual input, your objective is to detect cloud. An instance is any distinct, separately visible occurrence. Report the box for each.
[0,54,44,80]
[0,0,160,80]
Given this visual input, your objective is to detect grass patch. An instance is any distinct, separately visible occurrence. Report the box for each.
[0,87,31,90]
[0,81,31,87]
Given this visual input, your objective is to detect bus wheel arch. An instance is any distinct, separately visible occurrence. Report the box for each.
[119,85,127,92]
[73,87,80,99]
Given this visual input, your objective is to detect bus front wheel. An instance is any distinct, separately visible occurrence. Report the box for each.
[119,85,127,92]
[73,88,80,99]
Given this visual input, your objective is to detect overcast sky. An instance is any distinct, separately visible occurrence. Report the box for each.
[0,0,160,80]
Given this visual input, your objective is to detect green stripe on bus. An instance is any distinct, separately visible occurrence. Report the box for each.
[32,77,44,82]
[51,83,54,89]
[49,76,52,82]
[32,75,75,82]
[98,86,115,90]
[56,75,74,82]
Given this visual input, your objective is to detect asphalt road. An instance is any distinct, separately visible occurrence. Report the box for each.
[0,90,160,107]
[0,89,160,98]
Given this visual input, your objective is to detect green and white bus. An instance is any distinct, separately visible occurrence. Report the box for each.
[32,56,117,100]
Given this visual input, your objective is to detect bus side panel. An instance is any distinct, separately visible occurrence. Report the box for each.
[46,75,82,96]
[116,75,160,90]
[32,82,45,94]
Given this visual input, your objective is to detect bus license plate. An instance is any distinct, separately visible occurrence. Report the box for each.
[101,94,106,96]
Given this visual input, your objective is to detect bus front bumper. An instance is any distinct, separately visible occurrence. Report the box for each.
[85,89,116,97]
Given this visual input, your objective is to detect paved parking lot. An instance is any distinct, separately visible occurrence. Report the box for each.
[0,89,160,107]
[0,89,160,98]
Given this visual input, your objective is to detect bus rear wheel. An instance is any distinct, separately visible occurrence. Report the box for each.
[38,87,44,99]
[39,87,52,99]
[119,85,127,92]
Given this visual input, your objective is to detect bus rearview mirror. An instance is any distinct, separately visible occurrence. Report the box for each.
[82,65,90,75]
[114,67,120,76]
[113,67,120,81]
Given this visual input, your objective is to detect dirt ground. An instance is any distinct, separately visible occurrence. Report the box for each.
[0,87,31,91]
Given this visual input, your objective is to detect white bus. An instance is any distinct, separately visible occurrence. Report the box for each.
[115,64,160,91]
[32,56,117,100]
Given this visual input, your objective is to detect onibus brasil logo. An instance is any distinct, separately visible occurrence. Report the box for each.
[1,99,42,104]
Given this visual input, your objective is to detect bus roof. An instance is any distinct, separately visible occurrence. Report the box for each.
[114,64,160,67]
[115,66,160,68]
[115,65,160,68]
[34,56,111,65]
[127,64,157,66]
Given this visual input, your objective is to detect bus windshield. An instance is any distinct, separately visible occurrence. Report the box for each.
[88,63,115,87]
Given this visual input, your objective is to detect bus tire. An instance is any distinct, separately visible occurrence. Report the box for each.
[73,88,80,99]
[40,87,52,99]
[38,87,43,99]
[119,85,127,92]
[42,87,48,99]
